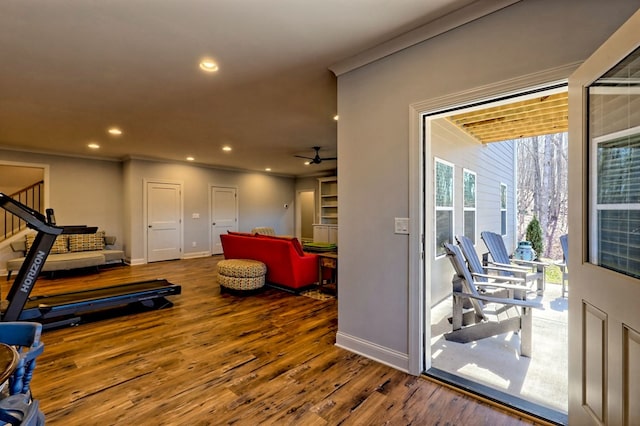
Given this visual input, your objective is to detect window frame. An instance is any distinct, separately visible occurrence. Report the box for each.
[463,169,477,245]
[500,182,508,236]
[589,125,640,277]
[435,158,454,258]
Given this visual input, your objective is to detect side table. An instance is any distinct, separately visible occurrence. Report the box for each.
[317,252,338,295]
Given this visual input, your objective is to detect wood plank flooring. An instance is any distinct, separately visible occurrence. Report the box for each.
[16,256,545,425]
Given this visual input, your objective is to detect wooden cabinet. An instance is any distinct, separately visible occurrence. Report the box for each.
[313,176,338,244]
[313,224,338,244]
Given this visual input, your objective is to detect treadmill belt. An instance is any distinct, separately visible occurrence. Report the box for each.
[16,279,181,322]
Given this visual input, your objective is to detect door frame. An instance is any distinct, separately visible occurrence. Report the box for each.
[209,184,239,255]
[295,189,315,242]
[143,178,184,263]
[408,62,581,376]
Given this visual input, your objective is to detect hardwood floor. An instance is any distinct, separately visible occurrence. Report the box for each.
[17,256,545,425]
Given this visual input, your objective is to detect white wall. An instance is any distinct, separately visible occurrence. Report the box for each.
[336,0,640,371]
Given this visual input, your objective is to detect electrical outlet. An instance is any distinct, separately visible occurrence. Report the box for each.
[192,241,197,247]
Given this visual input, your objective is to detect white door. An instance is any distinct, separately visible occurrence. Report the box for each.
[568,10,640,425]
[147,181,182,262]
[211,186,237,255]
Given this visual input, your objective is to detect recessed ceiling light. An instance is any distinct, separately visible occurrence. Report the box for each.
[199,59,219,73]
[107,127,122,136]
[186,156,195,161]
[88,143,100,149]
[222,146,232,152]
[265,168,271,172]
[333,115,339,121]
[304,161,310,165]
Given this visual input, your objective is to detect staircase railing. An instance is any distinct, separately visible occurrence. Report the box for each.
[1,181,44,242]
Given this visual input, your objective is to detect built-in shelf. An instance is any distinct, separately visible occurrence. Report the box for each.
[314,176,338,244]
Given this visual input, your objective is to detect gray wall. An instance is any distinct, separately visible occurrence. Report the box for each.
[335,0,640,368]
[115,159,296,263]
[0,150,297,272]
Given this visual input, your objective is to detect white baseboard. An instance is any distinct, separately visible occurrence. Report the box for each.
[335,331,410,374]
[182,251,211,259]
[128,257,146,266]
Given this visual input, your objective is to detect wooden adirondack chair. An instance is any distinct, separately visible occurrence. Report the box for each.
[480,231,548,295]
[456,235,532,300]
[443,243,542,357]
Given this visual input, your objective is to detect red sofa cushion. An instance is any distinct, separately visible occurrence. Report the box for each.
[220,233,318,290]
[255,234,305,256]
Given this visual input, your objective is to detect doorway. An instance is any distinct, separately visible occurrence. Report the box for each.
[421,84,569,421]
[296,190,315,243]
[210,186,238,255]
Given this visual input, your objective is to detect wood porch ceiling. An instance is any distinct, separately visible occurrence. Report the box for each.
[447,91,568,143]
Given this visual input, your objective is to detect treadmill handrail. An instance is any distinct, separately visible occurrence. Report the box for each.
[0,193,61,236]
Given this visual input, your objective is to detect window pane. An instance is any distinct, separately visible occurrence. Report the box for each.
[500,184,507,209]
[436,211,453,256]
[597,134,640,204]
[598,210,640,278]
[436,161,453,207]
[501,210,507,235]
[464,210,476,244]
[463,171,476,208]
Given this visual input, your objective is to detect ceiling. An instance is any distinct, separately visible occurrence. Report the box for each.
[447,91,568,143]
[0,0,514,177]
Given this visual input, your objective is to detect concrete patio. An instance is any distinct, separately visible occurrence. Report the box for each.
[430,281,568,414]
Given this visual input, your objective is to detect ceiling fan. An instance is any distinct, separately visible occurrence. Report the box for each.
[294,146,337,164]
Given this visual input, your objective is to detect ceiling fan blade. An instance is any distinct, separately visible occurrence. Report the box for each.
[321,157,337,161]
[294,155,314,160]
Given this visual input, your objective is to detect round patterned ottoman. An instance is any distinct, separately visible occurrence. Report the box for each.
[217,259,267,291]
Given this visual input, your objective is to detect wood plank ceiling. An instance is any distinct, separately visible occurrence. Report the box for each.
[447,91,568,143]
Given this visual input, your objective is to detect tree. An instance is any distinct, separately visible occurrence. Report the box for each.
[516,133,568,259]
[526,216,544,259]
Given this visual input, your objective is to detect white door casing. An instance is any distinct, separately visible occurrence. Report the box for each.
[146,181,182,263]
[568,9,640,425]
[210,186,237,255]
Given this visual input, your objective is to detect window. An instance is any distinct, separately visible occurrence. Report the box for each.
[500,183,507,236]
[435,159,454,257]
[588,46,640,279]
[463,169,476,244]
[590,128,640,278]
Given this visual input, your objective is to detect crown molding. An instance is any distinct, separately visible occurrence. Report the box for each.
[329,0,521,76]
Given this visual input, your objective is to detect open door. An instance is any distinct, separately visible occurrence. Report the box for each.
[568,9,640,425]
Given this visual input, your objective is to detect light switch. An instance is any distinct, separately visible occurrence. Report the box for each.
[394,217,409,234]
[192,213,200,219]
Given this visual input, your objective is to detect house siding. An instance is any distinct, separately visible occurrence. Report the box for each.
[430,118,516,304]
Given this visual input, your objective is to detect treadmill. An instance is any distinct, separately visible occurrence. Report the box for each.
[0,193,181,329]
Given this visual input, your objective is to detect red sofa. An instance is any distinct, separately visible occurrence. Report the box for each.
[219,232,318,290]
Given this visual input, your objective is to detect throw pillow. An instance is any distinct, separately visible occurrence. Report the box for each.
[68,230,106,252]
[25,233,69,254]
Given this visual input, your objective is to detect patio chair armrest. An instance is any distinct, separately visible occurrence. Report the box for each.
[471,272,525,283]
[489,261,531,271]
[472,280,531,292]
[453,291,543,309]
